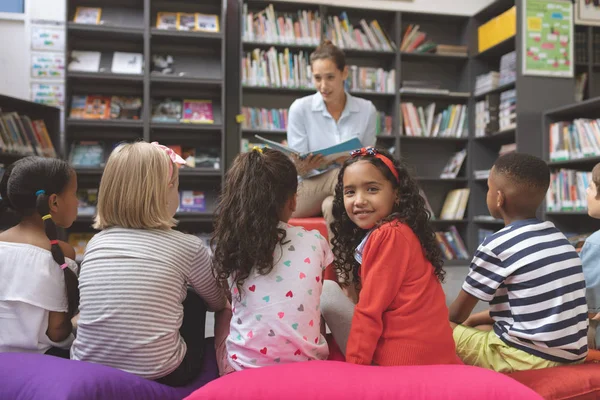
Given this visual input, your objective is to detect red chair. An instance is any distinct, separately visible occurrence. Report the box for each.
[288,217,336,281]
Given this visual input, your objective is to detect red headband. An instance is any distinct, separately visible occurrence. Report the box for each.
[350,147,400,182]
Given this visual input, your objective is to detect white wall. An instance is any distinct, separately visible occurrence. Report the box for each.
[276,0,497,16]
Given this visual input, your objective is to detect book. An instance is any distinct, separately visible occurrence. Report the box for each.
[74,7,102,24]
[181,100,214,124]
[152,54,175,74]
[440,149,467,179]
[177,13,196,31]
[254,135,362,173]
[84,96,111,119]
[69,95,87,119]
[68,51,101,73]
[196,13,219,33]
[179,191,206,212]
[151,99,182,122]
[110,96,142,120]
[440,188,470,220]
[70,141,105,168]
[111,52,143,75]
[156,12,177,30]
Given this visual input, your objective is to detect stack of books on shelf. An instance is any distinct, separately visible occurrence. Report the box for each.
[400,103,468,138]
[0,111,56,158]
[345,66,395,94]
[242,4,320,45]
[474,72,500,96]
[548,119,600,162]
[324,13,395,51]
[151,99,214,124]
[400,25,467,56]
[575,30,588,64]
[440,149,467,178]
[70,141,105,168]
[546,169,591,212]
[575,73,588,102]
[241,107,288,131]
[474,169,490,180]
[68,51,143,75]
[499,51,516,86]
[375,112,393,136]
[475,96,497,137]
[435,226,469,261]
[499,89,516,131]
[156,12,219,32]
[178,191,207,213]
[70,96,142,121]
[242,48,313,89]
[439,188,470,220]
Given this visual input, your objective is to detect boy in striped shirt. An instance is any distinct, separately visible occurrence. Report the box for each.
[449,153,588,373]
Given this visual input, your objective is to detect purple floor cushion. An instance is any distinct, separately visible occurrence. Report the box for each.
[0,337,219,400]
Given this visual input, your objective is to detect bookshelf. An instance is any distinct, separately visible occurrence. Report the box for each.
[574,24,600,101]
[64,0,227,241]
[466,0,575,253]
[0,94,61,229]
[542,97,600,237]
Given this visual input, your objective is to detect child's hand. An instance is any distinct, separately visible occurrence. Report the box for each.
[590,312,600,321]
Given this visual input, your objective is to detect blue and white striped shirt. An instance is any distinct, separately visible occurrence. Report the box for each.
[463,218,588,363]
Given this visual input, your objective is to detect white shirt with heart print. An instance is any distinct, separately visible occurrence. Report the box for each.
[226,222,334,370]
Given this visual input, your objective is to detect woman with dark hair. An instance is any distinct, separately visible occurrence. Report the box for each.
[287,40,378,232]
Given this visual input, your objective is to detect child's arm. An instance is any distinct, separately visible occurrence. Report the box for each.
[47,312,73,342]
[449,290,480,324]
[345,228,408,365]
[580,238,600,317]
[188,244,228,312]
[464,310,494,327]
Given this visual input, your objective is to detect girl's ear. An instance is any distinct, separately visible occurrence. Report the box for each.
[48,193,59,213]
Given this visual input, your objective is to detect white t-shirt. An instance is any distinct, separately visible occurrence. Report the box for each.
[226,222,334,370]
[0,242,78,353]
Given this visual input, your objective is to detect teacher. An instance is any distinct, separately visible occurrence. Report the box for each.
[287,40,378,232]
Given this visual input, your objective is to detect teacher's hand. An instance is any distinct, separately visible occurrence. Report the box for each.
[292,153,326,177]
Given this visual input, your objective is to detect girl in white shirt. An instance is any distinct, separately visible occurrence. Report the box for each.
[212,148,334,373]
[0,156,80,358]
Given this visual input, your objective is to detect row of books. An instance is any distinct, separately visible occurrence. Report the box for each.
[436,226,469,260]
[241,107,288,131]
[344,66,395,94]
[69,96,142,120]
[70,142,220,170]
[400,25,467,56]
[68,51,143,75]
[72,7,219,33]
[242,4,321,45]
[499,51,517,87]
[401,103,468,138]
[474,71,500,96]
[0,112,56,158]
[242,48,312,89]
[474,89,515,137]
[324,14,395,52]
[439,188,470,220]
[546,169,592,212]
[549,119,600,162]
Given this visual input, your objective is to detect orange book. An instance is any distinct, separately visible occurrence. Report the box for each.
[83,96,111,120]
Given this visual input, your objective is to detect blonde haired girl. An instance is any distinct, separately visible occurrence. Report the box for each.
[71,141,229,387]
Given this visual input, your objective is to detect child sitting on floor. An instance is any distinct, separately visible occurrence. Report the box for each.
[581,162,600,350]
[71,142,229,387]
[211,147,333,372]
[321,147,460,366]
[449,153,588,373]
[0,157,79,358]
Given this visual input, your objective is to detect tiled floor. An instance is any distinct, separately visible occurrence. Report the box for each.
[204,265,486,336]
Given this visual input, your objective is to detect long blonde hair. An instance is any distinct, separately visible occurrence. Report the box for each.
[94,142,178,230]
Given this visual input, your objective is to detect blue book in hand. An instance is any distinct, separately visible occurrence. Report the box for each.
[254,135,363,160]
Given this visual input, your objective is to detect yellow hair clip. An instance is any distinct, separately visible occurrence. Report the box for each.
[252,146,263,154]
[41,214,52,221]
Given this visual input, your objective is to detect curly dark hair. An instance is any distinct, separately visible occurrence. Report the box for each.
[493,152,550,192]
[211,148,298,297]
[330,149,444,289]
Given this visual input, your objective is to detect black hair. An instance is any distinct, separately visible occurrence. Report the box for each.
[211,148,298,298]
[493,152,550,192]
[0,156,79,317]
[310,40,346,71]
[331,149,444,289]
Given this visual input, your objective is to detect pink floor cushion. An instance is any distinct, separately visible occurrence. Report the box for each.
[509,363,600,400]
[0,337,219,400]
[185,360,543,400]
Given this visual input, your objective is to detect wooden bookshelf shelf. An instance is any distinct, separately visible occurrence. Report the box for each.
[150,122,223,132]
[243,40,316,51]
[242,128,287,135]
[399,92,470,102]
[547,156,600,167]
[66,119,143,129]
[150,28,223,40]
[400,136,468,142]
[474,127,516,142]
[67,22,144,38]
[69,72,144,82]
[472,216,504,224]
[150,75,223,87]
[473,81,516,100]
[74,167,221,178]
[545,211,588,216]
[400,52,468,61]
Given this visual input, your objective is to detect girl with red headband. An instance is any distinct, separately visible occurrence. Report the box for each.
[321,147,461,366]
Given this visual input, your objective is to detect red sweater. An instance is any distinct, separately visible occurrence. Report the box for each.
[345,221,461,366]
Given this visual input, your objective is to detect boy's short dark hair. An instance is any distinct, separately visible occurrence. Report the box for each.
[493,152,550,192]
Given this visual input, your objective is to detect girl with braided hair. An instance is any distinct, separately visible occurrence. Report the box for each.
[0,156,79,358]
